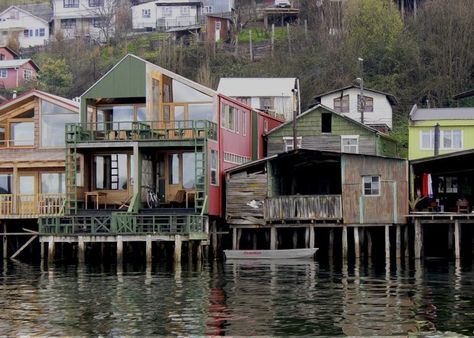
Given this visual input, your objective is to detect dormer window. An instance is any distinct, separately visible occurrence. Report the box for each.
[334,95,349,113]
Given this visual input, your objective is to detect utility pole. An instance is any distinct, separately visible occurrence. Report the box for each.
[357,57,365,124]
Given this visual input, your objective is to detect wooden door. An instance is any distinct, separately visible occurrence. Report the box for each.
[165,153,182,202]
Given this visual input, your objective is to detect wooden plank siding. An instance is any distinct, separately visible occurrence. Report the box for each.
[341,154,408,224]
[264,195,342,221]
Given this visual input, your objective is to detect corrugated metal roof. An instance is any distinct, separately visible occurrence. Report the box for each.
[0,59,31,69]
[410,106,474,121]
[217,77,296,97]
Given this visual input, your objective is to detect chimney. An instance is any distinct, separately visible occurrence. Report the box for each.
[12,90,17,99]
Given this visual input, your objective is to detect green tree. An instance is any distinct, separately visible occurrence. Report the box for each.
[37,57,73,97]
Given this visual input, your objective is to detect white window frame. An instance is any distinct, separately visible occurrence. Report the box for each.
[283,136,302,152]
[341,135,359,154]
[180,6,190,16]
[362,176,380,196]
[163,7,172,17]
[142,9,151,18]
[0,69,7,78]
[210,149,219,186]
[420,130,434,150]
[441,130,463,150]
[23,69,32,80]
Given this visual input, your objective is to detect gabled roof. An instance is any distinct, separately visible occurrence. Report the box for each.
[0,46,19,58]
[314,85,397,105]
[0,59,39,71]
[0,4,52,24]
[217,77,297,97]
[0,89,79,116]
[265,104,394,140]
[409,104,474,121]
[453,89,474,100]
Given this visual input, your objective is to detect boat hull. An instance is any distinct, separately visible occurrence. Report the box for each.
[224,248,318,260]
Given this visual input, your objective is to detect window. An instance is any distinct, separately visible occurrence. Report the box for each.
[9,10,19,20]
[363,176,380,196]
[92,18,104,28]
[169,154,179,185]
[259,97,274,110]
[0,126,5,146]
[89,0,104,6]
[237,97,251,105]
[0,69,7,78]
[63,0,79,7]
[0,54,4,60]
[357,95,374,112]
[203,6,213,13]
[211,149,218,185]
[180,6,190,15]
[23,30,29,38]
[321,113,332,133]
[420,130,434,150]
[283,137,302,152]
[334,95,349,113]
[41,100,78,147]
[341,135,359,153]
[61,19,76,29]
[142,9,151,18]
[41,173,65,193]
[215,21,221,30]
[221,103,238,132]
[10,122,34,146]
[242,111,247,136]
[0,174,12,194]
[39,28,45,37]
[442,130,463,150]
[163,7,172,16]
[23,69,33,80]
[182,153,195,189]
[94,154,128,190]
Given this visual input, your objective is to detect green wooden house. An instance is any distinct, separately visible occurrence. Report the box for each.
[265,105,399,157]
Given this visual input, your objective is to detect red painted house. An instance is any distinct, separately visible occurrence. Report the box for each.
[0,47,38,89]
[39,54,283,244]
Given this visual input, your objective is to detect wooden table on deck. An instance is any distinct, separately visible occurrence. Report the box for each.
[85,191,107,209]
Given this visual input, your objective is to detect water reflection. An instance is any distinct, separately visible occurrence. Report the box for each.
[0,259,473,335]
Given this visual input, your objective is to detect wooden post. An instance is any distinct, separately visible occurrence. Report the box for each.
[329,228,334,257]
[2,223,7,260]
[354,227,360,258]
[78,236,85,264]
[414,219,422,259]
[271,24,275,57]
[232,228,237,250]
[304,20,308,40]
[270,227,277,250]
[448,223,453,250]
[286,23,291,54]
[188,240,194,263]
[211,221,217,258]
[253,232,258,250]
[396,225,401,259]
[342,226,348,260]
[196,241,202,261]
[146,235,152,263]
[385,225,390,260]
[236,228,242,251]
[305,227,309,248]
[47,236,55,262]
[264,14,268,28]
[404,225,409,258]
[309,226,315,249]
[174,234,182,263]
[367,228,372,257]
[454,220,461,260]
[40,240,44,260]
[116,236,123,264]
[292,230,298,249]
[249,30,253,61]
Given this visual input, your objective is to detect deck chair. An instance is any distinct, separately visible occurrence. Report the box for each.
[170,190,186,208]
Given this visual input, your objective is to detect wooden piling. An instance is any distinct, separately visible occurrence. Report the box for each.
[232,228,237,250]
[174,235,182,263]
[253,232,258,250]
[270,227,277,250]
[367,228,372,257]
[305,227,309,248]
[292,231,298,249]
[454,220,461,260]
[211,221,217,258]
[2,223,7,260]
[404,225,409,258]
[188,240,194,263]
[196,241,202,261]
[329,228,334,257]
[116,236,123,264]
[385,225,390,260]
[396,225,401,259]
[78,236,85,263]
[448,223,453,250]
[414,219,422,259]
[48,237,55,262]
[342,226,348,259]
[236,228,242,251]
[40,241,44,260]
[146,235,152,263]
[354,227,360,258]
[309,226,315,249]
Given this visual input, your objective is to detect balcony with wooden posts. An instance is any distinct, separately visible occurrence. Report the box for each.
[0,193,65,219]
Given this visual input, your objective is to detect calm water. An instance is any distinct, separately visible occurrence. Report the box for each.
[1,258,474,336]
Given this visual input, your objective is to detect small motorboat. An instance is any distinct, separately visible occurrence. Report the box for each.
[224,248,318,260]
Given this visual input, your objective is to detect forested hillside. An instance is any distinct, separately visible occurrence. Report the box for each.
[3,0,473,153]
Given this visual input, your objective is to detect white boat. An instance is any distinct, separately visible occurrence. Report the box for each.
[224,248,318,260]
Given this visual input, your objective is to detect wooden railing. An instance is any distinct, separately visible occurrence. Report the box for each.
[39,213,208,235]
[66,120,217,144]
[0,193,66,217]
[264,195,342,222]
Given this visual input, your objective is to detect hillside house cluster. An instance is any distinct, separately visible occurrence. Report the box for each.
[0,46,38,91]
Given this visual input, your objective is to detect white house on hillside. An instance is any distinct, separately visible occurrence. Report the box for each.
[202,0,235,14]
[314,85,397,132]
[52,0,115,42]
[217,77,298,121]
[132,0,203,31]
[0,4,52,48]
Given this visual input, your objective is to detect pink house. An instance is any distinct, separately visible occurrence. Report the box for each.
[0,46,38,90]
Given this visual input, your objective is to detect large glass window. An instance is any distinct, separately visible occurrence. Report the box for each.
[442,130,463,150]
[41,173,65,193]
[94,154,128,190]
[172,79,212,102]
[41,100,78,147]
[11,122,34,146]
[210,150,218,185]
[188,103,214,122]
[182,153,196,189]
[420,130,434,150]
[0,174,12,194]
[169,154,179,185]
[96,105,142,130]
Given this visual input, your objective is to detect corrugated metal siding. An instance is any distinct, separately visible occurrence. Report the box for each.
[341,155,408,224]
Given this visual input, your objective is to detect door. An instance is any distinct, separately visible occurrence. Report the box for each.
[172,105,190,138]
[18,174,36,214]
[215,21,221,42]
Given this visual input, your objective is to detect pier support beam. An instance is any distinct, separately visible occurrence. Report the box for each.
[396,225,401,259]
[342,226,348,260]
[414,219,422,259]
[40,241,44,260]
[2,223,7,260]
[117,236,123,264]
[404,225,409,258]
[385,225,390,260]
[354,227,360,258]
[329,228,334,257]
[309,226,315,249]
[188,240,194,263]
[305,228,309,248]
[253,232,258,250]
[174,235,182,263]
[78,236,85,264]
[367,228,372,257]
[197,241,202,261]
[270,227,277,250]
[146,235,152,263]
[232,228,237,250]
[454,220,461,260]
[448,223,454,251]
[292,231,298,249]
[48,237,55,262]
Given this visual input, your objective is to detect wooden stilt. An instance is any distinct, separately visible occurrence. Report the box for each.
[188,240,194,263]
[232,228,237,250]
[305,227,309,248]
[2,223,7,260]
[11,235,37,260]
[354,226,360,258]
[385,225,390,260]
[396,225,401,259]
[78,236,85,264]
[359,228,365,257]
[414,219,422,259]
[454,220,461,260]
[116,236,123,264]
[252,232,258,250]
[342,226,348,259]
[211,221,217,258]
[292,231,298,249]
[270,227,277,250]
[196,241,202,261]
[448,223,453,250]
[101,242,105,259]
[329,228,334,257]
[48,237,55,262]
[174,235,182,263]
[146,235,152,263]
[404,225,409,258]
[367,228,372,257]
[309,226,315,249]
[40,240,44,260]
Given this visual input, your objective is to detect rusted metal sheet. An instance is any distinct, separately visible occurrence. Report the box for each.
[264,195,342,221]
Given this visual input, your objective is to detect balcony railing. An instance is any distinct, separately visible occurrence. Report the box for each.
[39,213,208,235]
[156,16,205,31]
[0,193,65,218]
[264,195,342,222]
[66,120,217,144]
